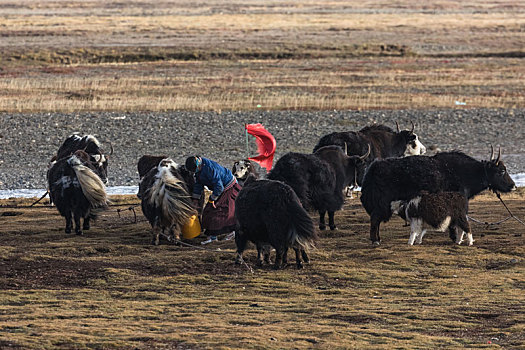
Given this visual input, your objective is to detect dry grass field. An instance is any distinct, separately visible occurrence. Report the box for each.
[0,191,524,349]
[1,0,524,112]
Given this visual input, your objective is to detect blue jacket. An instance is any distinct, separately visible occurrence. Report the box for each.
[191,157,236,201]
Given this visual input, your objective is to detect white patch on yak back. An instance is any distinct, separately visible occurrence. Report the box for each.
[408,196,421,210]
[404,134,426,156]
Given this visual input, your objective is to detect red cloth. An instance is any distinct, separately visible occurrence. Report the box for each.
[245,123,276,172]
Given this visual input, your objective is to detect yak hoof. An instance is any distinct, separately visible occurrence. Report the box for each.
[372,241,381,246]
[330,225,337,231]
[296,262,304,269]
[76,230,83,236]
[65,228,72,234]
[83,223,90,231]
[256,260,264,267]
[319,224,326,231]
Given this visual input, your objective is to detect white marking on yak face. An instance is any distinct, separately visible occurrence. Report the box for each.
[84,135,101,147]
[232,160,250,179]
[92,154,107,167]
[158,158,178,172]
[404,134,426,156]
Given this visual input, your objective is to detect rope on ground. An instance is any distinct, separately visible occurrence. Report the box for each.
[158,232,254,274]
[496,192,525,227]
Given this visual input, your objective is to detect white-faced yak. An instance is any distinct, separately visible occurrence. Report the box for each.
[234,179,317,269]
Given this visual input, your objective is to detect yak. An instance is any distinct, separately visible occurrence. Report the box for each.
[268,145,369,231]
[231,159,260,186]
[391,191,472,246]
[48,150,109,235]
[361,147,516,245]
[313,122,426,185]
[51,134,112,184]
[140,158,197,245]
[235,179,317,269]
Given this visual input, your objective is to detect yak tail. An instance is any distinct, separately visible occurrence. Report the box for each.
[70,157,108,208]
[147,167,195,228]
[287,198,317,251]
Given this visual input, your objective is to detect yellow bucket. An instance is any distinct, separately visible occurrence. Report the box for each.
[182,215,202,239]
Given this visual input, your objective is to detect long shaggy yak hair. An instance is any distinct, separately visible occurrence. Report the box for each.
[141,158,196,245]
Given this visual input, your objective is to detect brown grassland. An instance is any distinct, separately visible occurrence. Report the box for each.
[1,0,525,348]
[0,0,524,112]
[0,191,524,349]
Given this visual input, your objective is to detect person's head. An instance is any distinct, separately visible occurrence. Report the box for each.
[185,156,202,172]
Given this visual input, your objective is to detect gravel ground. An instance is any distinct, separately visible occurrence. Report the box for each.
[0,109,523,190]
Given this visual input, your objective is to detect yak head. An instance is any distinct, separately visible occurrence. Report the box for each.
[348,144,371,186]
[87,141,112,185]
[485,146,516,193]
[232,159,255,180]
[396,121,426,156]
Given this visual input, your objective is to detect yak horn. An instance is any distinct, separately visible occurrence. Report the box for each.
[344,142,348,155]
[395,121,400,133]
[360,144,371,160]
[489,144,495,161]
[410,120,415,134]
[496,146,501,164]
[108,141,114,156]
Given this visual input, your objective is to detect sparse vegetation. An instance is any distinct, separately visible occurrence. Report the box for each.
[0,192,524,349]
[0,0,524,112]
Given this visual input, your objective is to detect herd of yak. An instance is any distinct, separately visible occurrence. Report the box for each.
[45,122,517,269]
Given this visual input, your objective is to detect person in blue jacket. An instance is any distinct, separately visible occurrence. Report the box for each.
[185,155,241,244]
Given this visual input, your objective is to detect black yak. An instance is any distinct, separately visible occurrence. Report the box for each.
[47,150,109,235]
[268,145,369,230]
[391,191,472,245]
[140,158,197,245]
[51,134,113,184]
[235,179,317,269]
[313,122,426,185]
[361,147,516,245]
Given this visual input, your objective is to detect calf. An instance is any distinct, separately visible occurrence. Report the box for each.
[235,179,317,269]
[391,192,473,245]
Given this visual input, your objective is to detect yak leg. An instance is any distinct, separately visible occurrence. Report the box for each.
[415,229,427,245]
[448,226,457,242]
[263,245,272,264]
[64,211,73,234]
[328,211,337,231]
[152,227,161,245]
[273,248,285,270]
[408,218,421,245]
[82,213,91,231]
[256,243,265,267]
[455,226,466,245]
[235,230,248,265]
[457,217,474,246]
[73,211,83,235]
[370,215,381,245]
[294,248,304,269]
[301,250,310,264]
[319,210,327,230]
